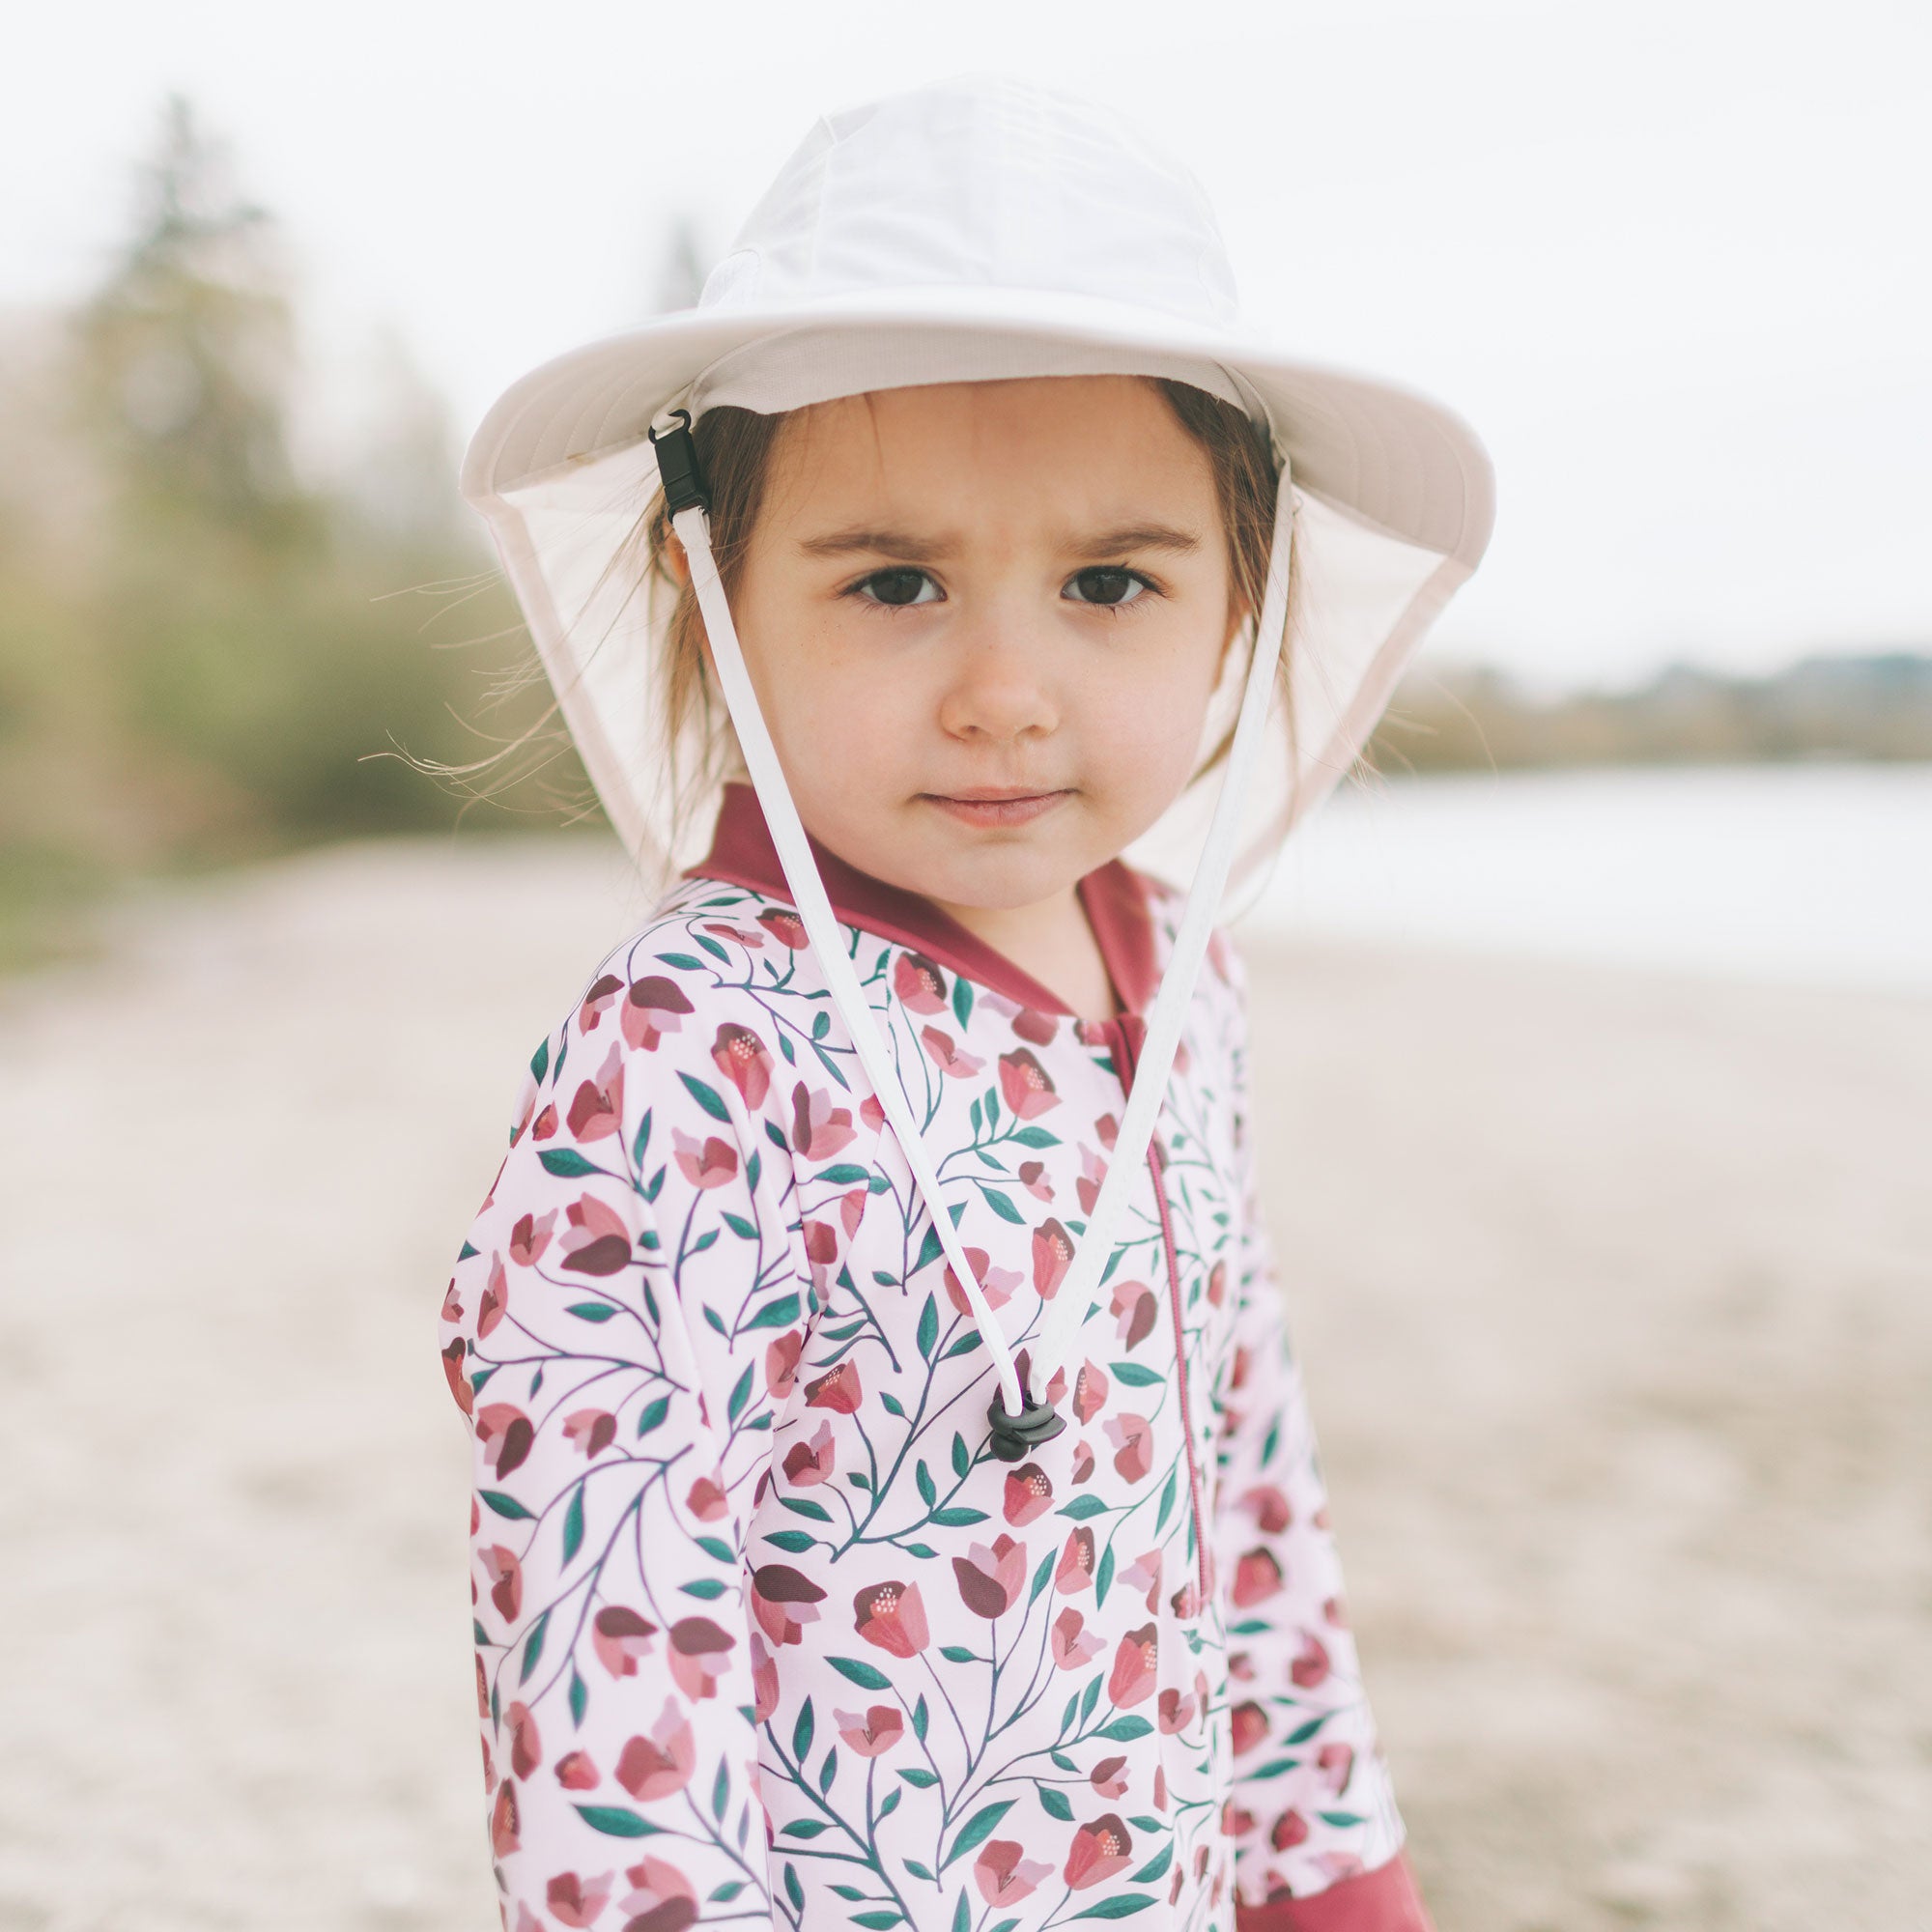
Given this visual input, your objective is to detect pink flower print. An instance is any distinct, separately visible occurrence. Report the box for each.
[1229,1700,1269,1756]
[591,1606,658,1679]
[671,1127,738,1190]
[507,1208,555,1266]
[559,1193,633,1275]
[530,1101,558,1141]
[1095,1111,1119,1151]
[1070,1437,1094,1485]
[562,1408,617,1459]
[546,1868,613,1929]
[1291,1630,1332,1689]
[1072,1360,1109,1426]
[506,1699,542,1777]
[1051,1606,1103,1669]
[702,920,765,949]
[920,1024,984,1078]
[554,1751,600,1791]
[1158,1686,1196,1734]
[1032,1218,1074,1298]
[441,1336,471,1415]
[1207,1260,1227,1307]
[833,1704,904,1757]
[781,1419,836,1486]
[621,975,695,1051]
[1016,1159,1054,1202]
[765,1328,804,1399]
[617,1857,698,1929]
[1317,1742,1356,1796]
[853,1578,930,1657]
[790,1082,856,1160]
[1119,1547,1163,1613]
[1313,1851,1368,1886]
[838,1185,868,1236]
[953,1532,1029,1619]
[860,1093,886,1131]
[668,1616,734,1700]
[476,1404,534,1479]
[758,907,809,949]
[944,1245,1019,1318]
[564,1051,622,1136]
[1169,1576,1206,1622]
[711,1023,774,1107]
[750,1631,779,1724]
[749,1565,826,1647]
[1077,1144,1108,1215]
[1232,1547,1284,1607]
[578,971,623,1033]
[1108,1623,1157,1707]
[894,951,949,1013]
[1089,1754,1129,1799]
[1012,1007,1058,1046]
[804,1358,863,1414]
[490,1781,520,1857]
[477,1256,509,1338]
[1239,1483,1293,1534]
[1270,1809,1312,1852]
[1324,1592,1350,1628]
[1103,1412,1152,1484]
[1065,1813,1134,1889]
[615,1697,696,1800]
[686,1468,727,1520]
[1111,1278,1156,1348]
[975,1839,1055,1908]
[1054,1525,1096,1595]
[1003,1462,1053,1525]
[802,1218,838,1289]
[480,1545,522,1623]
[998,1047,1059,1119]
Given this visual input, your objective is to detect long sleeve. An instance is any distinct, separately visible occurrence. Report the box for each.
[438,967,802,1932]
[1212,948,1434,1932]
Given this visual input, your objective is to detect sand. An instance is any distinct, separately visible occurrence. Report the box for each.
[2,834,1926,1932]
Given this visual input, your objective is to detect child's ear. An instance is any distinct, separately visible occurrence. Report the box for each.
[666,531,693,587]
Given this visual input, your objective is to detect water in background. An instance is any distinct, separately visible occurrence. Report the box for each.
[1236,763,1932,995]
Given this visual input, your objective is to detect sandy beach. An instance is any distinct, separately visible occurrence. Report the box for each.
[3,834,1926,1932]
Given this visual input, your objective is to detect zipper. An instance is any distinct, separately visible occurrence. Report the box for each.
[1102,1013,1209,1605]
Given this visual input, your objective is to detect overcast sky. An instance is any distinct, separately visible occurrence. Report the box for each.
[6,0,1927,691]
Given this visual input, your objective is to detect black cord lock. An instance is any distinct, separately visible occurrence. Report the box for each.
[986,1381,1067,1463]
[648,409,710,518]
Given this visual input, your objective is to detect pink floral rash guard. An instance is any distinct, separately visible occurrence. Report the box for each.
[438,784,1433,1932]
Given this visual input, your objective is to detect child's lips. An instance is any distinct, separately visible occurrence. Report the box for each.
[923,789,1072,829]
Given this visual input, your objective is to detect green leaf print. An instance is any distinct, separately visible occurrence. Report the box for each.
[952,977,974,1028]
[574,1804,663,1838]
[912,1694,929,1743]
[631,1105,652,1167]
[944,1800,1014,1868]
[635,1394,670,1438]
[951,1433,970,1478]
[565,1301,618,1322]
[537,1148,599,1177]
[712,1758,730,1818]
[818,1745,838,1794]
[828,1655,892,1690]
[1038,1786,1074,1821]
[1094,1542,1116,1605]
[568,1664,586,1727]
[745,1292,801,1329]
[1057,1494,1108,1520]
[528,1037,550,1085]
[480,1491,535,1520]
[1095,1716,1152,1741]
[561,1487,584,1563]
[1070,1897,1156,1919]
[726,1359,753,1424]
[917,1293,938,1362]
[1130,1842,1174,1883]
[981,1187,1023,1224]
[678,1070,731,1121]
[518,1608,549,1684]
[952,1889,972,1932]
[1111,1361,1164,1386]
[1010,1124,1059,1148]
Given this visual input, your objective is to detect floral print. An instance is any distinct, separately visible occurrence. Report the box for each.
[439,785,1425,1931]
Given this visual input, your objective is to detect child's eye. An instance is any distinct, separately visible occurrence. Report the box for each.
[1064,566,1152,608]
[851,567,943,608]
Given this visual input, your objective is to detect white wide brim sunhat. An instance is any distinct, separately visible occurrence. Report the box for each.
[458,75,1496,1431]
[462,76,1494,911]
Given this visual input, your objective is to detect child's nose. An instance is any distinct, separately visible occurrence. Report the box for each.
[935,609,1061,744]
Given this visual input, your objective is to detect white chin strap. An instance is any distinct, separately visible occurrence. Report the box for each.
[668,438,1293,1436]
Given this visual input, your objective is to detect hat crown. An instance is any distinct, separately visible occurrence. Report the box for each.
[699,75,1241,328]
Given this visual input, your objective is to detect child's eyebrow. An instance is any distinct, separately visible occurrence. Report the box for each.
[796,523,1203,561]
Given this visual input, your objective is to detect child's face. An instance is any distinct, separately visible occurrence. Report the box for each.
[722,376,1245,915]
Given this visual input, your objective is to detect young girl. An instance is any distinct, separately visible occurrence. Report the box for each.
[438,77,1492,1932]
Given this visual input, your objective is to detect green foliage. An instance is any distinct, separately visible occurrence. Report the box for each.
[0,94,589,971]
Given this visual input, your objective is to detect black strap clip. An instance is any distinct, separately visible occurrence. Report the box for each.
[648,408,709,517]
[986,1381,1067,1463]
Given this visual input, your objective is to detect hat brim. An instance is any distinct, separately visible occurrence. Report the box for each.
[460,285,1494,906]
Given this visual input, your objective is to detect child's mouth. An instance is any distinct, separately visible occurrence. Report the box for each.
[923,789,1072,829]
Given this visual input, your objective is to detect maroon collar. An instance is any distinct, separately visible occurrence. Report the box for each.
[681,781,1160,1020]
